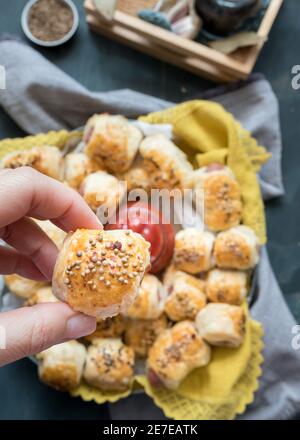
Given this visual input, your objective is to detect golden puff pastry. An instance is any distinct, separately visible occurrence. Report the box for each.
[36,340,86,391]
[63,152,100,190]
[24,286,58,306]
[147,320,211,390]
[84,315,126,342]
[206,269,247,305]
[193,164,242,231]
[34,219,66,250]
[81,170,126,215]
[163,264,207,294]
[125,274,166,320]
[83,338,135,391]
[196,303,246,347]
[164,271,206,321]
[124,314,169,358]
[84,114,143,173]
[52,229,151,318]
[120,164,151,193]
[173,228,215,274]
[214,225,260,270]
[1,145,64,180]
[4,274,46,299]
[139,134,193,190]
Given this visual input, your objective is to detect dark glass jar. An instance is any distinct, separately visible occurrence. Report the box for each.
[195,0,263,35]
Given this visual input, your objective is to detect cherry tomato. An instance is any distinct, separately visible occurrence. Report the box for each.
[105,202,175,274]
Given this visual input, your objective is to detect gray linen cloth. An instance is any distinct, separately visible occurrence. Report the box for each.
[0,39,299,420]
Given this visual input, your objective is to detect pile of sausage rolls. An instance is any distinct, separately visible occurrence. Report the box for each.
[2,113,260,393]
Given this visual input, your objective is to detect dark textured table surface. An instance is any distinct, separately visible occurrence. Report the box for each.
[0,0,299,420]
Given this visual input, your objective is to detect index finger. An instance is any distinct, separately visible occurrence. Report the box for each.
[0,167,102,232]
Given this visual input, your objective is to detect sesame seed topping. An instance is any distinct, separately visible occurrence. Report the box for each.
[128,240,133,246]
[88,262,94,269]
[92,268,96,273]
[85,269,90,275]
[105,280,111,287]
[105,242,111,249]
[81,272,85,277]
[133,272,138,277]
[118,277,124,283]
[87,280,93,285]
[92,284,97,290]
[132,262,138,268]
[124,279,128,284]
[103,260,109,267]
[97,235,103,242]
[64,278,70,285]
[114,249,119,255]
[76,251,82,257]
[99,268,104,274]
[96,261,102,266]
[91,255,98,263]
[99,276,105,281]
[122,270,128,275]
[101,250,106,256]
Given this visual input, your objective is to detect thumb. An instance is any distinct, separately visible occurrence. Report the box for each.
[0,303,96,366]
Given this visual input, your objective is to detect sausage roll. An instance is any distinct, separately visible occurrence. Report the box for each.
[25,286,58,306]
[84,114,143,173]
[81,170,126,215]
[84,315,126,342]
[139,134,193,190]
[1,145,64,180]
[193,163,242,231]
[34,219,66,250]
[214,225,260,270]
[163,264,207,294]
[36,340,86,391]
[147,320,211,390]
[196,303,246,347]
[121,164,151,193]
[164,271,206,321]
[52,229,151,318]
[124,314,169,358]
[4,274,46,299]
[63,152,100,190]
[206,269,247,305]
[125,274,167,320]
[83,338,135,391]
[173,228,215,274]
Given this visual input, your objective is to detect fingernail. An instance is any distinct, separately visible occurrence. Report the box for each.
[65,314,96,339]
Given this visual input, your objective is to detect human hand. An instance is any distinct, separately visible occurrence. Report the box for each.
[0,167,100,366]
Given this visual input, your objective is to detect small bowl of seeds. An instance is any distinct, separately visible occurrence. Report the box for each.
[21,0,79,47]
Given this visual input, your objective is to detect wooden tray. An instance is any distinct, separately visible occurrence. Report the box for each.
[84,0,283,83]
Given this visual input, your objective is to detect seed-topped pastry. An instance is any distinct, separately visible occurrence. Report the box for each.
[193,163,242,231]
[125,274,167,320]
[139,134,193,190]
[36,340,86,391]
[4,274,46,299]
[84,315,126,342]
[124,314,169,358]
[214,225,260,270]
[164,271,207,321]
[63,152,100,190]
[83,338,135,391]
[52,229,151,318]
[147,320,211,390]
[173,228,215,274]
[1,145,64,180]
[84,114,143,173]
[196,303,246,347]
[206,269,247,305]
[25,286,58,307]
[81,170,126,216]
